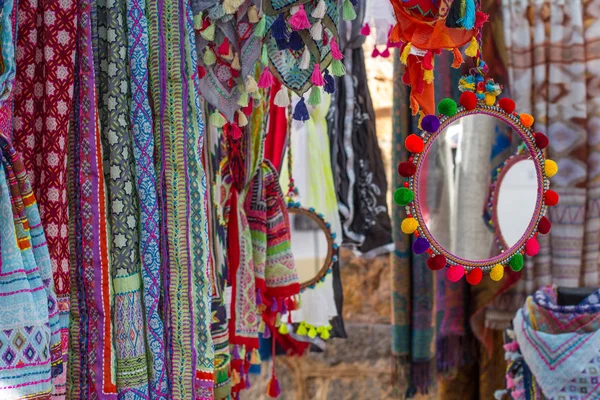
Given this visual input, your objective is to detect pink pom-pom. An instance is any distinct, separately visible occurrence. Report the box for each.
[311,63,324,86]
[331,37,343,60]
[525,237,540,257]
[360,23,371,36]
[447,265,465,282]
[289,4,311,30]
[257,68,275,88]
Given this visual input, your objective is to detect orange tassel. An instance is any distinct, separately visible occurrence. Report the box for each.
[451,47,463,68]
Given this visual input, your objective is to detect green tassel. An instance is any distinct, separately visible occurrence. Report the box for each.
[193,13,203,30]
[342,0,356,21]
[200,23,215,41]
[307,86,321,106]
[254,15,266,37]
[237,91,249,107]
[209,111,227,128]
[203,48,216,65]
[330,59,346,76]
[261,44,269,66]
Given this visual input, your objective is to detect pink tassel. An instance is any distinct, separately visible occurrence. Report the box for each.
[422,50,434,70]
[360,23,370,36]
[311,63,324,86]
[380,47,390,58]
[258,68,275,88]
[503,342,519,352]
[330,37,343,60]
[288,4,311,30]
[513,389,524,398]
[371,47,380,58]
[506,375,515,389]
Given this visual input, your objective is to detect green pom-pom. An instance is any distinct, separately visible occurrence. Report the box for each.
[330,59,346,77]
[203,48,216,66]
[437,98,458,117]
[209,111,227,128]
[509,254,524,272]
[254,15,266,37]
[394,187,414,206]
[261,44,269,66]
[237,91,249,107]
[308,86,321,106]
[342,0,357,21]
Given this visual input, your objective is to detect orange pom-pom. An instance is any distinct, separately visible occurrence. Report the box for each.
[520,113,534,128]
[405,134,424,153]
[498,98,515,114]
[459,91,478,110]
[466,268,483,285]
[545,190,559,206]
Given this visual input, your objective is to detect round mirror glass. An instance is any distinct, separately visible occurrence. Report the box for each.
[495,157,537,249]
[288,207,333,288]
[417,114,540,261]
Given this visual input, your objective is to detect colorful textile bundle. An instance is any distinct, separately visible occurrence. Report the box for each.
[503,286,600,399]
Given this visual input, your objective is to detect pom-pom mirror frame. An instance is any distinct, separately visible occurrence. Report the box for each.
[396,94,559,284]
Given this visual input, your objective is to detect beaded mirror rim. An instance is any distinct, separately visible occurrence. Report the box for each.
[395,95,559,284]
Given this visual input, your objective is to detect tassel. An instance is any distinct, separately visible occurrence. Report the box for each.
[237,91,249,107]
[311,0,326,18]
[258,67,275,88]
[289,4,311,30]
[380,48,390,58]
[296,322,308,335]
[197,65,206,79]
[245,75,258,93]
[310,20,322,40]
[330,37,343,60]
[459,0,475,29]
[288,31,304,51]
[292,97,309,121]
[270,299,278,312]
[248,5,259,23]
[266,375,281,398]
[475,11,489,29]
[371,47,380,58]
[360,23,370,36]
[276,37,289,51]
[274,86,289,107]
[320,328,330,340]
[271,13,288,40]
[299,47,310,69]
[258,320,265,333]
[311,63,324,86]
[210,111,227,128]
[278,322,289,335]
[250,349,261,365]
[237,110,248,127]
[232,345,241,359]
[256,289,263,305]
[230,123,242,140]
[307,86,321,106]
[200,23,215,41]
[451,47,464,68]
[232,369,241,385]
[465,36,479,57]
[323,70,335,94]
[342,0,356,21]
[254,15,266,37]
[389,23,400,43]
[262,325,271,339]
[307,326,317,339]
[423,68,434,84]
[400,42,411,65]
[193,13,203,30]
[218,37,230,56]
[445,0,465,28]
[322,30,329,46]
[422,50,433,70]
[203,47,216,65]
[231,52,241,70]
[330,59,345,76]
[261,44,269,66]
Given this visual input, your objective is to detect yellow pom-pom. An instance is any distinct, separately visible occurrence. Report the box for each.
[485,93,496,106]
[465,37,479,58]
[401,217,418,234]
[490,264,504,282]
[520,113,534,128]
[400,42,411,65]
[545,159,558,178]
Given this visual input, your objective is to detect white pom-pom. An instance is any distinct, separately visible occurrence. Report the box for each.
[311,0,326,19]
[274,87,290,107]
[300,47,310,70]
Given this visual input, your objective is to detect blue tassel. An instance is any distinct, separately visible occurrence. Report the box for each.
[288,31,303,51]
[323,70,335,94]
[276,38,289,50]
[292,97,309,121]
[271,13,288,40]
[459,0,475,29]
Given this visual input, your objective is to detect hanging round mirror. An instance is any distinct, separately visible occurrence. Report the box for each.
[396,86,559,284]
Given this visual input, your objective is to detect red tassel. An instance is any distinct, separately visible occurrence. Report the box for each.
[266,375,281,398]
[218,37,230,56]
[230,123,242,140]
[422,50,433,70]
[380,47,390,58]
[311,63,324,86]
[371,47,380,58]
[258,68,275,88]
[475,11,489,29]
[330,37,343,60]
[288,4,311,30]
[322,30,329,46]
[197,65,206,79]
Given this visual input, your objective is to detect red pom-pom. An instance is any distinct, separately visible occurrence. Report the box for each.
[427,254,446,271]
[544,190,559,206]
[535,132,549,149]
[466,268,483,285]
[525,237,540,257]
[476,81,485,91]
[459,91,478,110]
[498,98,516,114]
[538,216,552,235]
[405,134,424,153]
[447,265,465,282]
[398,161,417,177]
